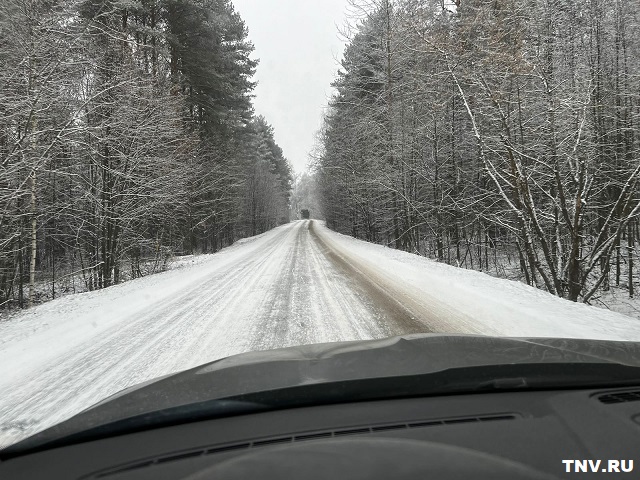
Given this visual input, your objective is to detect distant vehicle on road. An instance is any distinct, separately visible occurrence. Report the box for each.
[301,209,310,219]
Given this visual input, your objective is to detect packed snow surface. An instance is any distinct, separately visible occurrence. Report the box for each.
[1,220,639,448]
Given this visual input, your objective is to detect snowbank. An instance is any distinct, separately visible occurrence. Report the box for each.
[314,221,640,341]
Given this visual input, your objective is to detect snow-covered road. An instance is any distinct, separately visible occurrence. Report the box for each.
[0,220,431,448]
[2,219,640,448]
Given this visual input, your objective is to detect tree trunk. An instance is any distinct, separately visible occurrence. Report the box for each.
[28,169,37,307]
[629,219,635,297]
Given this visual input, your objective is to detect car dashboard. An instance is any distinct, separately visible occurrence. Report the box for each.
[2,385,640,479]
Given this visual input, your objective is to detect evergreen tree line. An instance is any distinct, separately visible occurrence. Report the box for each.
[0,0,292,308]
[316,0,640,302]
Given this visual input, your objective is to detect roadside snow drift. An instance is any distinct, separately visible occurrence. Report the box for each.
[312,221,640,341]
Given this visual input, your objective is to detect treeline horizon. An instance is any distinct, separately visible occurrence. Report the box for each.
[0,0,292,308]
[316,0,640,303]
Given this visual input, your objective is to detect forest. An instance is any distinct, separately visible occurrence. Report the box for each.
[0,0,292,308]
[316,0,640,303]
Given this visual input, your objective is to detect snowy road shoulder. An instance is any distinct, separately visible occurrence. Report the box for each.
[0,224,294,386]
[312,220,640,341]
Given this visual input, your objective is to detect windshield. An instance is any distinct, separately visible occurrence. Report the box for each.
[1,0,639,452]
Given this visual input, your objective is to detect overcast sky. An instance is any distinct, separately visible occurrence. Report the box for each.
[231,0,350,174]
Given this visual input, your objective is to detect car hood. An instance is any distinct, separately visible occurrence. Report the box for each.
[5,333,640,454]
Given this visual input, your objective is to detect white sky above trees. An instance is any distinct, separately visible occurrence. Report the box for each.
[231,0,350,174]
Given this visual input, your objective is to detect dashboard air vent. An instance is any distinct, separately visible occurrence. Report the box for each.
[598,390,640,405]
